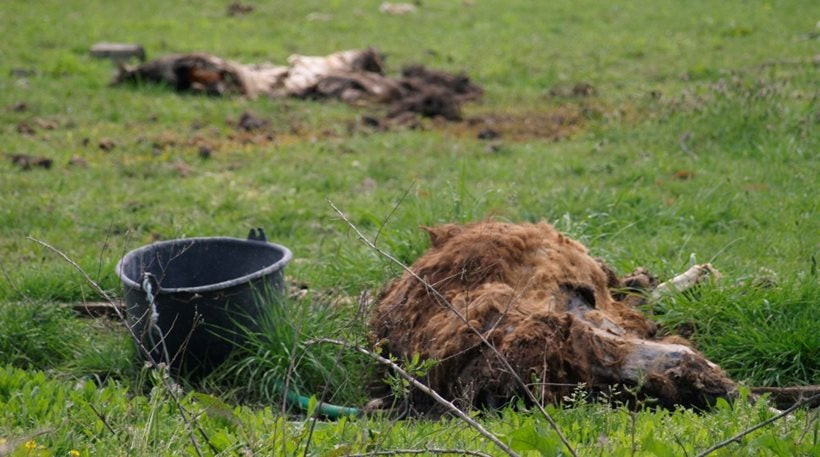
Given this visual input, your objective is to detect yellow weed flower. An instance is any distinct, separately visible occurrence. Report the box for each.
[0,437,6,445]
[24,440,37,450]
[69,450,81,457]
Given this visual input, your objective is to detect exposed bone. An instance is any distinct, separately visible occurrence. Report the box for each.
[650,263,721,300]
[90,42,146,62]
[380,2,417,15]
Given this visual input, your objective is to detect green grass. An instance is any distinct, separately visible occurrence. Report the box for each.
[0,301,137,382]
[0,365,817,457]
[1,0,819,455]
[203,293,372,407]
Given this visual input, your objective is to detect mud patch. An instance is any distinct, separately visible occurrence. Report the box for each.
[370,221,735,413]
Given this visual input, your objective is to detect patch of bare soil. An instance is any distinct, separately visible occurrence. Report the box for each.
[465,107,585,141]
[370,221,736,413]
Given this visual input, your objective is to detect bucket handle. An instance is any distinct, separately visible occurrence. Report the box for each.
[247,227,267,242]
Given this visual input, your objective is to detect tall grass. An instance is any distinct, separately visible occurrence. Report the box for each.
[654,276,819,386]
[204,292,371,407]
[0,301,137,382]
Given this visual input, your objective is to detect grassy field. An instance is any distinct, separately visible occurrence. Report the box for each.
[1,0,818,455]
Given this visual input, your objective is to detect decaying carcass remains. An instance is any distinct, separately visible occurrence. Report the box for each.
[113,48,482,120]
[370,222,735,412]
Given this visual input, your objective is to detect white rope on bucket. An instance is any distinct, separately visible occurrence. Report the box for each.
[142,273,171,365]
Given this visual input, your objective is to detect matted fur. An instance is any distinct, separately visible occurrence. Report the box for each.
[371,221,735,411]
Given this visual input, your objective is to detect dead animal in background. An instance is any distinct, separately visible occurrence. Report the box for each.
[113,48,482,121]
[370,221,734,413]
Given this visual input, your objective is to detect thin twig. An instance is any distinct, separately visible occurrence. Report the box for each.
[0,258,30,302]
[374,181,415,246]
[27,236,213,457]
[695,393,820,457]
[87,403,118,436]
[310,338,520,457]
[345,448,493,457]
[328,200,578,457]
[672,434,691,457]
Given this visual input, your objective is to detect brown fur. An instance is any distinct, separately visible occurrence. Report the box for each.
[370,221,735,411]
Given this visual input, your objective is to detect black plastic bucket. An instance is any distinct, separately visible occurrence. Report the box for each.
[116,229,292,376]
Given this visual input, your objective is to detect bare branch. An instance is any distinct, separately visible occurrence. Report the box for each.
[309,338,520,457]
[374,181,415,246]
[696,393,820,457]
[327,200,578,457]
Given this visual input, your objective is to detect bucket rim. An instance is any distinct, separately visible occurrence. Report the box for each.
[115,236,293,294]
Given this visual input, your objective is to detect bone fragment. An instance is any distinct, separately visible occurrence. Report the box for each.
[380,2,417,15]
[651,263,721,300]
[90,43,146,62]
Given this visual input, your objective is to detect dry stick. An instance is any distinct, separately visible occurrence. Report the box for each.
[374,181,416,246]
[346,448,493,457]
[312,338,519,457]
[87,403,118,436]
[695,393,820,457]
[27,236,213,457]
[328,200,579,457]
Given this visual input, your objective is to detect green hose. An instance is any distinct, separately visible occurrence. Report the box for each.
[277,382,361,419]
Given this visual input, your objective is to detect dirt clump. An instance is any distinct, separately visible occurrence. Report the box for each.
[548,82,597,98]
[476,128,500,140]
[226,1,254,16]
[673,169,695,180]
[237,111,269,132]
[16,122,36,136]
[8,153,53,170]
[9,101,28,112]
[370,221,736,413]
[98,138,116,151]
